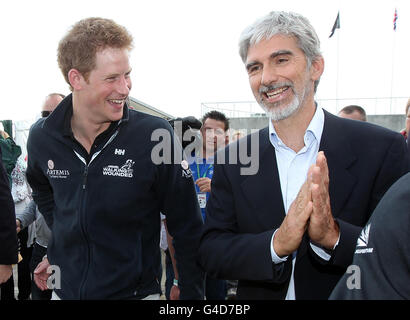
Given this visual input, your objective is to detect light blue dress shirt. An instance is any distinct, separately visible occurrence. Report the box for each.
[268,106,338,299]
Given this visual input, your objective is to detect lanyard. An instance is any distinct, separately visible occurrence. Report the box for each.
[196,163,213,179]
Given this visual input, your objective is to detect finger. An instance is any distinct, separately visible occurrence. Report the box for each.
[200,185,211,193]
[197,177,211,184]
[312,181,328,211]
[34,261,48,274]
[311,165,329,205]
[311,183,323,211]
[311,182,331,219]
[311,164,322,186]
[316,152,329,187]
[316,151,325,166]
[196,180,206,187]
[300,200,313,225]
[289,180,311,219]
[297,183,310,209]
[198,183,208,191]
[34,264,44,274]
[320,154,329,188]
[297,179,308,199]
[307,164,315,178]
[196,181,206,188]
[34,274,47,291]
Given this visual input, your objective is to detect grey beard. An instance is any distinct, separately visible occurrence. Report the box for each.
[258,79,311,121]
[262,94,300,121]
[258,88,302,121]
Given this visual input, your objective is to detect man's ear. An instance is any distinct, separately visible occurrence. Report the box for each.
[310,56,324,81]
[68,69,85,91]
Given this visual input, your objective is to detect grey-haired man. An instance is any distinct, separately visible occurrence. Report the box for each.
[199,11,409,300]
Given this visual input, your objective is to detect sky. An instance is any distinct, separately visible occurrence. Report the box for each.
[0,0,409,121]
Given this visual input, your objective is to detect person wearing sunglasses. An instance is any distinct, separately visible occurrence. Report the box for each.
[41,93,65,118]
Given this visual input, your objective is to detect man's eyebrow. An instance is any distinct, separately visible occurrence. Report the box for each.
[104,73,119,79]
[270,50,293,59]
[245,61,260,71]
[246,50,293,70]
[104,69,132,79]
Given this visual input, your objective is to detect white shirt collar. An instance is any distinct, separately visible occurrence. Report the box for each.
[269,105,324,150]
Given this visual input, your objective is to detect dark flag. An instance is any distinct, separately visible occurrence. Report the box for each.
[329,12,340,38]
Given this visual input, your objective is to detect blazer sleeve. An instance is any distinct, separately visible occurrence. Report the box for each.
[327,132,410,268]
[0,149,18,265]
[198,161,292,283]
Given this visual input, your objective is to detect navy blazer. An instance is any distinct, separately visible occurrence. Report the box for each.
[199,110,410,300]
[0,147,18,264]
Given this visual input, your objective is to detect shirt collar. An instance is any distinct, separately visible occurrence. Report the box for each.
[187,150,214,165]
[61,97,130,138]
[269,104,324,149]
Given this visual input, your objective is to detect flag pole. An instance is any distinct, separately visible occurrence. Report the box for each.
[329,10,341,113]
[336,6,341,112]
[336,25,340,112]
[390,8,397,114]
[390,33,395,114]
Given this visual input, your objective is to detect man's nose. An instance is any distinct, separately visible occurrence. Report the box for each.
[261,65,279,87]
[117,76,131,95]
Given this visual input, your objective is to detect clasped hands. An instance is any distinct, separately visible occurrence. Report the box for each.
[273,151,340,258]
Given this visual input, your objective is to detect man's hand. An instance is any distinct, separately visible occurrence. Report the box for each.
[16,219,22,233]
[195,177,212,193]
[170,284,180,300]
[273,178,313,257]
[0,130,9,139]
[34,257,51,291]
[0,264,13,284]
[308,151,339,249]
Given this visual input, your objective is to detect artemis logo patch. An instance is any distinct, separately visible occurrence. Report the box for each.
[355,223,373,254]
[46,160,70,179]
[102,159,135,178]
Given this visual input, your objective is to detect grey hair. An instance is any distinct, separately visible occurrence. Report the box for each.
[239,11,322,92]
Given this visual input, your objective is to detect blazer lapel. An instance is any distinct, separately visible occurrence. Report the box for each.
[240,127,286,231]
[320,110,357,218]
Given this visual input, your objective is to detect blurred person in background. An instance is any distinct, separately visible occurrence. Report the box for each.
[337,105,367,122]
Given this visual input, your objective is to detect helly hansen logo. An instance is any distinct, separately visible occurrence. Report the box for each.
[115,148,125,155]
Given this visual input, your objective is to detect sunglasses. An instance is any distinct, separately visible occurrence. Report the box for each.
[41,111,52,118]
